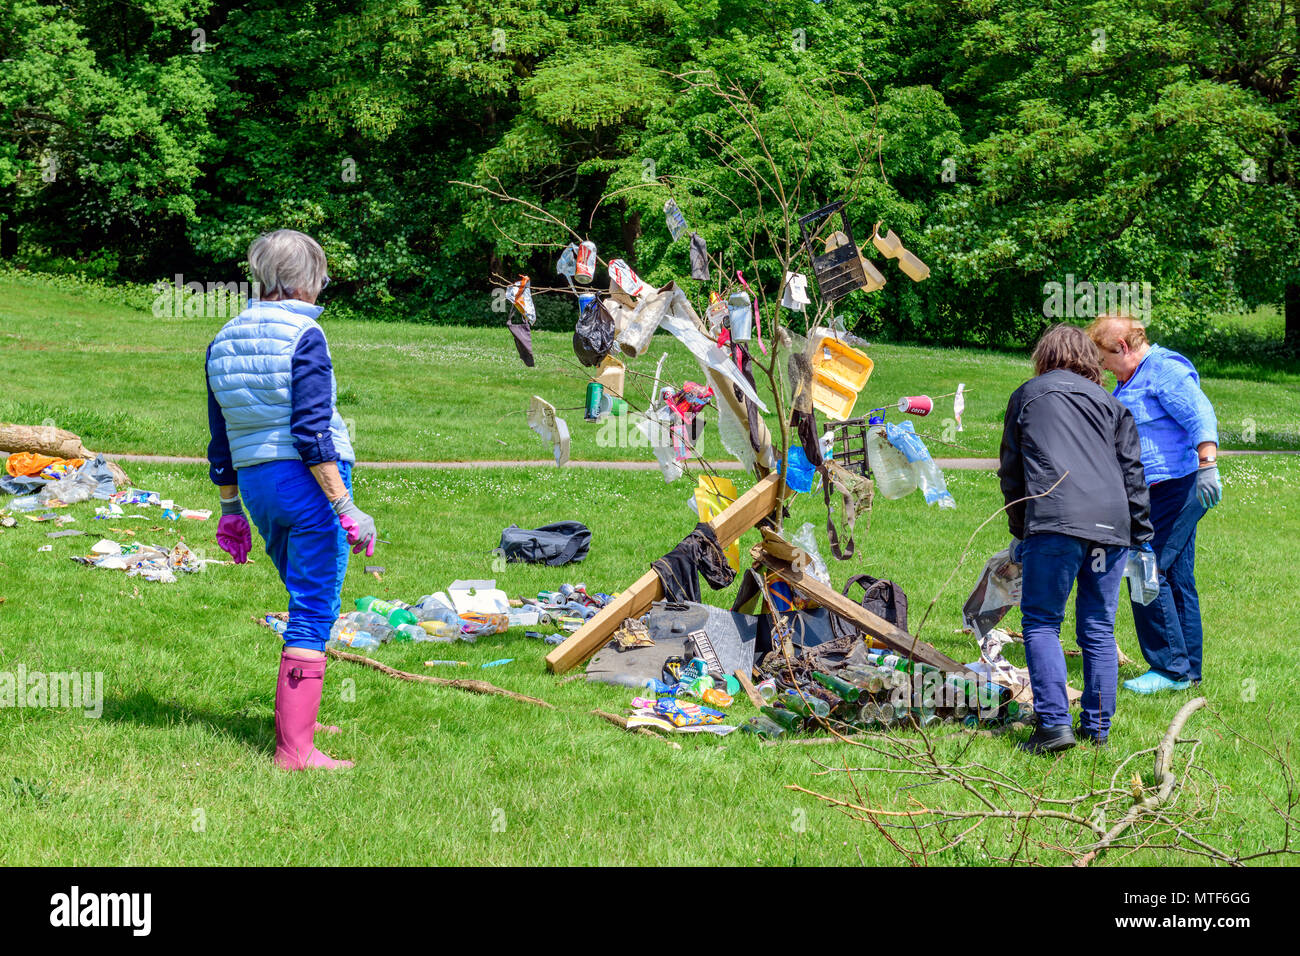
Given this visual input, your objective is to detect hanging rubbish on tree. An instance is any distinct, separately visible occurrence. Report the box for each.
[575,240,597,284]
[689,233,710,280]
[798,200,874,302]
[505,275,537,367]
[954,383,966,432]
[871,222,930,282]
[664,199,689,242]
[573,294,616,366]
[897,395,933,416]
[781,272,810,311]
[662,383,714,462]
[736,270,766,354]
[704,291,727,334]
[657,308,769,412]
[608,258,648,298]
[556,243,578,290]
[727,290,752,340]
[527,396,571,467]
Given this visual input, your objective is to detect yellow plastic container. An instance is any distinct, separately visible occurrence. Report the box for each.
[812,375,859,421]
[810,336,874,420]
[814,337,874,392]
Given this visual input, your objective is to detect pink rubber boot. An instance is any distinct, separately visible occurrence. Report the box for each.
[274,651,354,770]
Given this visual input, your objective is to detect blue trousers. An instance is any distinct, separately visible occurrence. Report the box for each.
[1020,533,1127,734]
[1131,471,1204,682]
[239,459,351,652]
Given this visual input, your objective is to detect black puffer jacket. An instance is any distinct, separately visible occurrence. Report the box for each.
[999,369,1153,548]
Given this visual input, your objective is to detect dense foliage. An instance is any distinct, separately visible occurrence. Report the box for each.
[2,0,1296,347]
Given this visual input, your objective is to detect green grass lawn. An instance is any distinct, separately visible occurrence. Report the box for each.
[1,273,1297,463]
[2,454,1296,865]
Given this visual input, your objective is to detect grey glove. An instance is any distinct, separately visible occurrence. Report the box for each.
[1196,464,1222,509]
[331,492,377,557]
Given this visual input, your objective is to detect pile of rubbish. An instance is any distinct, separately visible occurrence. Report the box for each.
[2,438,226,584]
[592,605,1038,739]
[260,580,612,653]
[72,537,213,584]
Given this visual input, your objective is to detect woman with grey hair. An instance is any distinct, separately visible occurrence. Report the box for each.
[206,229,378,770]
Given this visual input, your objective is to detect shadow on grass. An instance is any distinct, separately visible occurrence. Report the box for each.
[99,689,273,756]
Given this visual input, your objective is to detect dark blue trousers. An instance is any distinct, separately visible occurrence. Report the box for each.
[1131,471,1205,682]
[1020,533,1127,734]
[240,459,352,652]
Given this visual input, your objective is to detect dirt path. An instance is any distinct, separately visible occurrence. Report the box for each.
[102,449,1298,471]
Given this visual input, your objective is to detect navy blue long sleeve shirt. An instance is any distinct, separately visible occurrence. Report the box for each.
[206,327,341,485]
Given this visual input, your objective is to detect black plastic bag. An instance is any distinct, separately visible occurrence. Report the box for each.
[573,297,615,367]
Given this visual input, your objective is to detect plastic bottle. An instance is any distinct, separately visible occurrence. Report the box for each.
[866,423,916,499]
[355,596,417,627]
[265,615,288,635]
[393,623,427,642]
[327,629,379,651]
[418,620,461,642]
[344,610,388,631]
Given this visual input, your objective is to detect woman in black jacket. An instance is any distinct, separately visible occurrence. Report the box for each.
[998,325,1153,754]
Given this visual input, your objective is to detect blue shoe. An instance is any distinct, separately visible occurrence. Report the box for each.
[1123,671,1192,695]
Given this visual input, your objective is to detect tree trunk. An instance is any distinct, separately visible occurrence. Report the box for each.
[1285,281,1299,356]
[0,185,17,259]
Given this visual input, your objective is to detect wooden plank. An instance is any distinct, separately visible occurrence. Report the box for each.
[734,668,765,710]
[752,550,965,672]
[545,473,788,673]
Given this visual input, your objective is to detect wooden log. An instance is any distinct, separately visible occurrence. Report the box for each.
[0,423,130,487]
[545,472,789,673]
[0,423,91,460]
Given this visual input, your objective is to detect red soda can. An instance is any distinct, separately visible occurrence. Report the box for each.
[575,241,597,284]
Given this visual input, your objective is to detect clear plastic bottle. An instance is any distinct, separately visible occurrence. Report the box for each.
[327,628,379,651]
[392,623,427,642]
[866,425,917,499]
[355,596,417,627]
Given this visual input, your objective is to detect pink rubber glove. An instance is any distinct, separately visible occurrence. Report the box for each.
[217,497,252,564]
[331,493,377,557]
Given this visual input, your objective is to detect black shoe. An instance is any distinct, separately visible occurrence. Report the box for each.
[1017,722,1076,755]
[1075,725,1109,748]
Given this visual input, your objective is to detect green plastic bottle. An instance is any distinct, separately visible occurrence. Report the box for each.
[356,596,418,627]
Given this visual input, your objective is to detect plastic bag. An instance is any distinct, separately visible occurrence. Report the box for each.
[39,470,99,506]
[573,296,615,366]
[1124,548,1160,606]
[791,522,830,585]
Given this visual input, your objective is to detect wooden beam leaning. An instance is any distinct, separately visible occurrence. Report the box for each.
[752,550,966,673]
[545,472,788,673]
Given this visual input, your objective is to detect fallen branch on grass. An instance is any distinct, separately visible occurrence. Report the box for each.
[327,647,555,709]
[1073,695,1207,867]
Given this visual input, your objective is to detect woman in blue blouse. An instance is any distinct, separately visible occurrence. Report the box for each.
[1089,314,1222,694]
[207,229,378,769]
